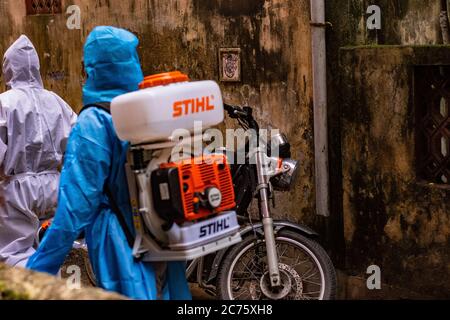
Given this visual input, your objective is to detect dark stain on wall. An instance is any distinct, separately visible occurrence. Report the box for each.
[189,0,289,84]
[194,0,266,17]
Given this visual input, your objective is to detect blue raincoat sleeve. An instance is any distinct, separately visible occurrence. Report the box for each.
[26,110,113,275]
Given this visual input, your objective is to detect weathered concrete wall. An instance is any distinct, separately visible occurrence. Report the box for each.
[0,0,315,223]
[340,46,450,297]
[324,1,446,266]
[326,0,450,298]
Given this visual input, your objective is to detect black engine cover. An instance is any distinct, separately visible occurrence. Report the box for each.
[151,167,185,222]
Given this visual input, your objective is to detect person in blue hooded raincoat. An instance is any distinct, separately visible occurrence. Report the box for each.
[26,26,192,300]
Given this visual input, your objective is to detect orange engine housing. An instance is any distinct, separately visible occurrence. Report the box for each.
[157,154,236,222]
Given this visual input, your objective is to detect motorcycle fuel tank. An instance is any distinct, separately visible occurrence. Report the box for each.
[111,71,224,144]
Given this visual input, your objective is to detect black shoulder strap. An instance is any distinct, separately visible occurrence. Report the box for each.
[80,103,111,114]
[104,185,135,249]
[81,103,135,249]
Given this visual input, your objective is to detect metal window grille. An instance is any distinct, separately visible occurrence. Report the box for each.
[25,0,62,15]
[415,66,450,185]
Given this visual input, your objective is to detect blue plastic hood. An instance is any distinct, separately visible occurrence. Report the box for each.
[82,26,144,105]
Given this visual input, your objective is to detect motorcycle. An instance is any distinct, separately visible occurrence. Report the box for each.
[186,104,337,300]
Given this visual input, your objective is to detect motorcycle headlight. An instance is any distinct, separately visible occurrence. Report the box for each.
[270,159,300,191]
[270,133,291,158]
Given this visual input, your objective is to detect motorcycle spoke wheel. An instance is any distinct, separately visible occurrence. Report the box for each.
[223,234,331,300]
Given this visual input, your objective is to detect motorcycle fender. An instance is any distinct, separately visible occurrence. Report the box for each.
[206,220,318,283]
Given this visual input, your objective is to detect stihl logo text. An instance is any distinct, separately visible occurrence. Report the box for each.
[173,96,215,118]
[199,218,230,238]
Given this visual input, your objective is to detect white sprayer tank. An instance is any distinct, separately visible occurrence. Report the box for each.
[111,71,224,145]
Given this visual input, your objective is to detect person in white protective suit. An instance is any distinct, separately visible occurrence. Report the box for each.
[0,35,77,267]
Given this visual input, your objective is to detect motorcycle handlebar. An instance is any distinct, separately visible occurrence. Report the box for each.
[223,103,249,118]
[223,103,235,113]
[224,103,259,130]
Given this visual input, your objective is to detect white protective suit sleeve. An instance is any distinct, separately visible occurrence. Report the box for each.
[0,100,7,168]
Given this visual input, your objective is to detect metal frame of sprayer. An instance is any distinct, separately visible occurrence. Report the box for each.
[124,135,242,262]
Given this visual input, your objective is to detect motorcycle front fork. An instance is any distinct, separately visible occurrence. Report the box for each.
[255,151,281,288]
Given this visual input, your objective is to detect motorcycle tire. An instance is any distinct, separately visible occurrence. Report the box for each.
[216,230,337,300]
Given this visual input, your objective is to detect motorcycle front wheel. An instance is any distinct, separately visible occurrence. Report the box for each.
[217,230,337,300]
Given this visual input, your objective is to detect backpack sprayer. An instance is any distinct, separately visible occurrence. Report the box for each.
[110,71,242,262]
